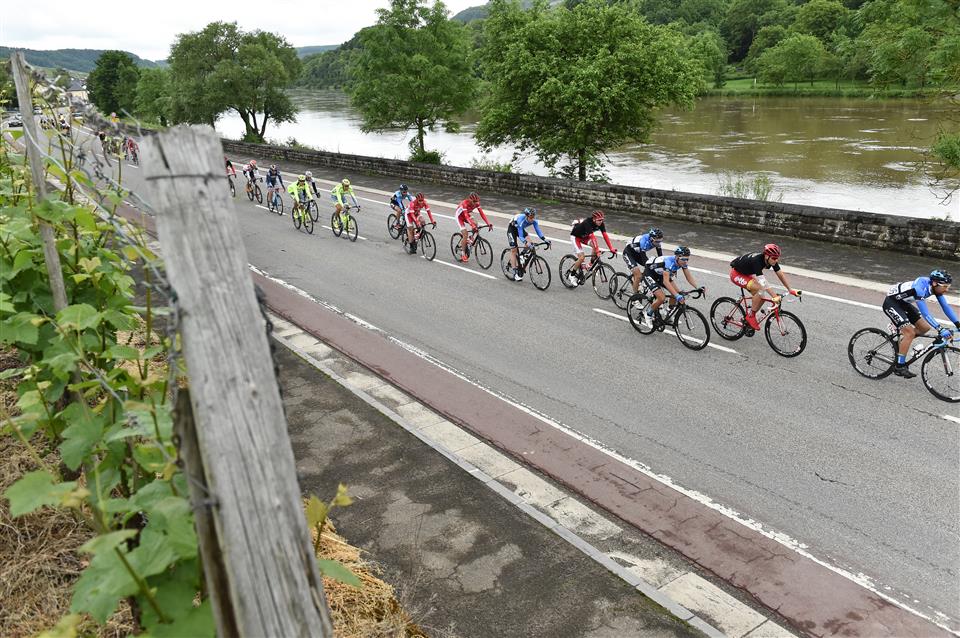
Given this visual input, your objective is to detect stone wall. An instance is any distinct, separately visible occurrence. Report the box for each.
[222,139,960,260]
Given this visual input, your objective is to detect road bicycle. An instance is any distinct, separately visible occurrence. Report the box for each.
[450,224,494,269]
[291,197,315,234]
[267,186,284,215]
[331,205,360,242]
[609,270,645,310]
[401,221,437,261]
[227,174,236,198]
[245,177,263,204]
[386,209,407,241]
[306,198,319,222]
[626,287,711,351]
[499,241,552,291]
[558,251,616,299]
[710,288,806,357]
[848,327,959,403]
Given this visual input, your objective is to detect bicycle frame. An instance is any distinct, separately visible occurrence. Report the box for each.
[735,287,800,326]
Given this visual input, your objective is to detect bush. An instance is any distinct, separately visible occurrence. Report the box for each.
[716,172,783,202]
[470,155,512,173]
[409,147,444,164]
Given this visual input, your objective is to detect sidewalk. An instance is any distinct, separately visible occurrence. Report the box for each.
[274,335,713,638]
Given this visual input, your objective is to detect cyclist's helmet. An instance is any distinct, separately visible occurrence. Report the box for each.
[674,245,691,257]
[649,227,664,240]
[415,192,426,203]
[930,269,953,284]
[341,178,351,187]
[591,210,605,224]
[763,243,781,259]
[523,207,537,217]
[468,192,481,204]
[400,183,408,192]
[250,159,257,167]
[298,174,306,181]
[270,164,277,170]
[305,171,312,178]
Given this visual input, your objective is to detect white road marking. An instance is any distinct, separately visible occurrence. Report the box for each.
[318,225,367,240]
[942,415,960,425]
[687,267,882,310]
[246,263,951,632]
[592,307,738,354]
[435,259,498,279]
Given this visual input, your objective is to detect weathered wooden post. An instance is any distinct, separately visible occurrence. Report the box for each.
[139,125,334,637]
[9,51,69,313]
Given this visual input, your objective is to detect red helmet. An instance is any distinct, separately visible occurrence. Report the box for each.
[591,210,605,224]
[468,192,480,204]
[763,243,781,259]
[415,192,425,203]
[249,159,257,167]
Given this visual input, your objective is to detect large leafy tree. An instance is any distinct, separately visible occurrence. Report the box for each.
[168,22,300,141]
[87,51,140,115]
[477,0,700,181]
[792,0,851,42]
[349,0,475,157]
[134,68,172,126]
[757,34,826,88]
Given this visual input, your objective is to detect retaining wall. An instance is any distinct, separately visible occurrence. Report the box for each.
[222,139,960,260]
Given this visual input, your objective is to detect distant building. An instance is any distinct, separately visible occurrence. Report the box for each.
[66,79,88,104]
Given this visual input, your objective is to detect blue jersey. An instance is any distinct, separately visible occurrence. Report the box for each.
[646,255,686,278]
[391,190,413,210]
[887,276,959,328]
[512,213,544,241]
[628,233,660,254]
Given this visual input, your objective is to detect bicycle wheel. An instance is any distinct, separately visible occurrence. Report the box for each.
[331,212,343,237]
[254,185,262,204]
[246,185,254,201]
[450,233,463,260]
[346,215,359,242]
[308,200,319,222]
[303,210,315,234]
[765,310,807,357]
[292,208,302,230]
[529,256,551,291]
[921,345,960,403]
[420,231,436,261]
[610,273,632,310]
[627,293,656,335]
[229,179,236,198]
[499,249,514,279]
[591,263,615,300]
[387,213,402,240]
[276,196,284,215]
[673,306,711,351]
[474,237,493,269]
[710,297,746,341]
[559,255,579,289]
[847,328,896,379]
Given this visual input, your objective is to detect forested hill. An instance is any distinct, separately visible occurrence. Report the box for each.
[0,47,163,73]
[296,45,339,58]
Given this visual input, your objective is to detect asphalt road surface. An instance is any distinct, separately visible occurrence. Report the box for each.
[57,121,960,628]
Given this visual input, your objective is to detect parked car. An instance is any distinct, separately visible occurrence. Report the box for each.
[8,116,23,127]
[33,107,42,115]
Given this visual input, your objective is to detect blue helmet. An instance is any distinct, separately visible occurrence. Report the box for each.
[674,246,691,257]
[648,227,663,240]
[399,183,409,192]
[930,269,952,284]
[523,207,537,217]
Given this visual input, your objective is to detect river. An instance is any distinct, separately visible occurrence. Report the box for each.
[215,90,959,220]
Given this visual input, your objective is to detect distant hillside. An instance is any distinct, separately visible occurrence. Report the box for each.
[451,4,490,22]
[296,45,339,58]
[0,47,162,73]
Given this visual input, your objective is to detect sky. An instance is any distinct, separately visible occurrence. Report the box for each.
[1,0,481,61]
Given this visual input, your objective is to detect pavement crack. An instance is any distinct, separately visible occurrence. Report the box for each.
[814,471,852,487]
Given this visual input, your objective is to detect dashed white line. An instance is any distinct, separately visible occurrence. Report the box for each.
[942,415,960,425]
[592,307,738,354]
[435,259,498,279]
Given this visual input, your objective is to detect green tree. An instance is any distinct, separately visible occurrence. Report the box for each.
[722,0,793,62]
[744,24,787,73]
[757,34,826,88]
[0,60,16,110]
[134,68,172,126]
[792,0,851,42]
[348,0,475,157]
[688,30,728,89]
[87,51,140,115]
[168,22,300,141]
[477,0,700,181]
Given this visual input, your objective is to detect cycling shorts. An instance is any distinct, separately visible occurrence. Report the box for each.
[643,272,666,292]
[266,175,280,188]
[405,210,422,227]
[623,246,647,270]
[882,296,921,328]
[507,222,520,248]
[571,234,598,255]
[730,269,755,288]
[456,209,478,230]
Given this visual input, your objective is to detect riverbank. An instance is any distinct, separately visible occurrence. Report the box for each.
[707,78,939,98]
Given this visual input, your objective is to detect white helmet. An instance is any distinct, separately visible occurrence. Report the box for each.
[305,171,312,178]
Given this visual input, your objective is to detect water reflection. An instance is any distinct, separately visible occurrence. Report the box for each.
[215,90,958,219]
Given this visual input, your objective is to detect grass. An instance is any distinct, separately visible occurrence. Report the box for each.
[709,77,938,98]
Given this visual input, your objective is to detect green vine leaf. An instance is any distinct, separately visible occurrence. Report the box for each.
[70,546,138,623]
[78,529,138,556]
[144,599,215,638]
[58,404,107,470]
[305,495,328,529]
[56,303,101,331]
[3,470,77,517]
[317,558,362,588]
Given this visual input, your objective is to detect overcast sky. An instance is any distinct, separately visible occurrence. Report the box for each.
[1,0,481,61]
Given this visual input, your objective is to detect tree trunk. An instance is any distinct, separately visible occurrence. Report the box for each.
[577,148,586,181]
[259,109,271,140]
[416,118,425,154]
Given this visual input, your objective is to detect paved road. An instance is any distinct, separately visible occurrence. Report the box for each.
[65,123,960,628]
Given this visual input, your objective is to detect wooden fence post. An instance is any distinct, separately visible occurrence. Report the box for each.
[9,51,69,313]
[139,125,334,637]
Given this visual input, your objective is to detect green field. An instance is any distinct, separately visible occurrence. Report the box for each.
[708,77,937,98]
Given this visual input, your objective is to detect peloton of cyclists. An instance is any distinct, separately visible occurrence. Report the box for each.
[729,244,800,331]
[565,210,617,287]
[884,269,958,378]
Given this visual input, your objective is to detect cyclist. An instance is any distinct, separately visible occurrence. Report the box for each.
[565,210,617,287]
[331,178,359,217]
[729,244,799,331]
[404,192,437,254]
[287,175,313,215]
[242,159,259,187]
[884,269,958,378]
[623,227,664,293]
[303,171,321,199]
[507,207,550,281]
[265,164,285,212]
[643,246,703,320]
[225,156,236,177]
[455,192,492,263]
